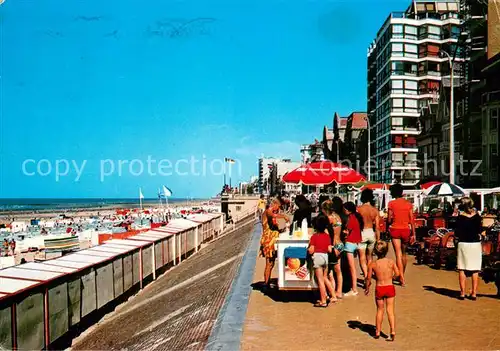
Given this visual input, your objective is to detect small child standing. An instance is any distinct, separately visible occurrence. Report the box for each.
[308,215,336,307]
[365,241,400,341]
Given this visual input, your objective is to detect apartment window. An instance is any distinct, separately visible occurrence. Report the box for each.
[391,61,417,76]
[451,25,460,39]
[420,44,440,60]
[416,3,426,12]
[491,108,499,131]
[392,117,403,126]
[448,3,458,11]
[392,80,402,89]
[392,61,404,75]
[393,24,403,38]
[392,43,403,56]
[437,2,448,11]
[404,80,418,94]
[405,99,418,113]
[404,44,418,58]
[405,25,418,40]
[428,25,441,39]
[426,3,435,11]
[393,153,403,166]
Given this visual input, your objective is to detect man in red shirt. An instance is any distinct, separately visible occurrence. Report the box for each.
[387,184,415,287]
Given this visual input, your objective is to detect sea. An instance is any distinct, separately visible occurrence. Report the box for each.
[0,198,203,213]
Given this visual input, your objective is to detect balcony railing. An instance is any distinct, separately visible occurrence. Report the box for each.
[393,143,418,149]
[391,161,419,167]
[391,126,420,132]
[390,12,458,21]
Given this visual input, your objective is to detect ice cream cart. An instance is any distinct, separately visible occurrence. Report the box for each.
[276,228,318,291]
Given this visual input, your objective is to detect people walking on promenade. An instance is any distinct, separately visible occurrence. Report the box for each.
[358,189,380,279]
[365,240,400,341]
[454,197,482,300]
[343,201,363,296]
[387,184,415,287]
[321,199,344,299]
[260,198,290,288]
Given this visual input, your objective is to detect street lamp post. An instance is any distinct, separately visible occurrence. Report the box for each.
[365,115,371,182]
[440,50,455,184]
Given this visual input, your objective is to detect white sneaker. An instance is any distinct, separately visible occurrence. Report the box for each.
[344,290,359,297]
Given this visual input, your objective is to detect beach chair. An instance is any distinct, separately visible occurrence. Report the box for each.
[416,228,449,267]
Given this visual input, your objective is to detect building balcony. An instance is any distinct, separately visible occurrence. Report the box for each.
[391,161,420,168]
[390,11,458,21]
[391,126,420,133]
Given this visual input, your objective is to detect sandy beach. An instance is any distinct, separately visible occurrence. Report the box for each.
[0,200,214,222]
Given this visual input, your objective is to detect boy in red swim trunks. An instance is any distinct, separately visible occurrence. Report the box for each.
[365,241,400,341]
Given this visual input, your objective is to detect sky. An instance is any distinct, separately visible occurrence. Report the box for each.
[0,0,409,199]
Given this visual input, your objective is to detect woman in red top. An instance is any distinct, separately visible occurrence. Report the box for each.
[343,202,364,296]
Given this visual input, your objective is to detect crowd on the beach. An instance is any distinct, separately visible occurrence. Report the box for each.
[258,184,490,341]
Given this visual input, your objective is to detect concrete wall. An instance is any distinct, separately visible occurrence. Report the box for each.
[224,195,259,220]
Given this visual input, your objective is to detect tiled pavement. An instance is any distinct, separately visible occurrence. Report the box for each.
[241,246,500,350]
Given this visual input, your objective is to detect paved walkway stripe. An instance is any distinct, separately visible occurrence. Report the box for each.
[205,224,262,351]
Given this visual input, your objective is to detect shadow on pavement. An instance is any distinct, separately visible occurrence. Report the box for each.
[251,280,315,304]
[423,285,500,300]
[347,320,388,339]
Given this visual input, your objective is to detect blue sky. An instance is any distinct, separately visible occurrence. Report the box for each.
[0,0,408,199]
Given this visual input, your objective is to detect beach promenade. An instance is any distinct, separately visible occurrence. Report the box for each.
[241,231,500,350]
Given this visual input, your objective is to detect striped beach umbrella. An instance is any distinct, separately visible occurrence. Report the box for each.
[424,183,467,197]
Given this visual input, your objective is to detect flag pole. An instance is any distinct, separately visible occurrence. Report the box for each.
[139,188,143,210]
[224,162,227,187]
[158,188,162,208]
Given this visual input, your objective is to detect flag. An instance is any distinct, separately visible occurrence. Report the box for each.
[224,157,236,164]
[139,188,144,199]
[163,185,172,197]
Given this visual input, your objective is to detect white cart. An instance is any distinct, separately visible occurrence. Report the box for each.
[276,231,318,291]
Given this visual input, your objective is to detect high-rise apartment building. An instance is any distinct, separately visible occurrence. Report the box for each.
[367,0,461,185]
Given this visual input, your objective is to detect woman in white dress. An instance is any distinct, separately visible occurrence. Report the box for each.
[454,197,482,300]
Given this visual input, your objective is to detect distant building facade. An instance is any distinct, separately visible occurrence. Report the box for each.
[300,140,324,164]
[259,157,300,194]
[343,112,369,176]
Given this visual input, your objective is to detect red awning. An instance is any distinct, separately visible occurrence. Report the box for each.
[282,161,366,185]
[360,183,390,191]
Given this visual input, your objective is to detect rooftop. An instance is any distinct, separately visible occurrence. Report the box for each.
[347,112,368,129]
